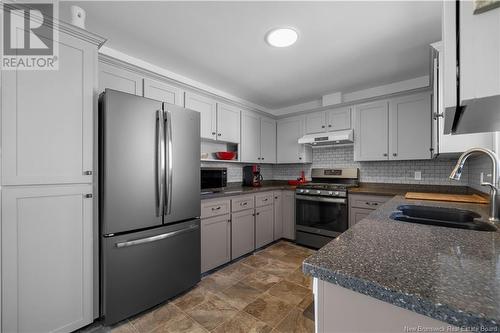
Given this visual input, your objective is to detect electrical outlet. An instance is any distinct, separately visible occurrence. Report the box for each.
[414,171,422,180]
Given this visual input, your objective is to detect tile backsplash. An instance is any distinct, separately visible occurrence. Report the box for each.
[202,145,470,186]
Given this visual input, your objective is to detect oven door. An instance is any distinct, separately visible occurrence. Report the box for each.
[295,195,348,237]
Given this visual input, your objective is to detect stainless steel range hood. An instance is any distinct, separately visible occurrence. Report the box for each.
[298,129,354,147]
[444,94,500,134]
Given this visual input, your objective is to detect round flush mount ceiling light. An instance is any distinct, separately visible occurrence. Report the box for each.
[265,28,298,47]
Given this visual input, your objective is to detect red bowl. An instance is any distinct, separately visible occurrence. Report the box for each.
[288,179,308,186]
[215,151,236,160]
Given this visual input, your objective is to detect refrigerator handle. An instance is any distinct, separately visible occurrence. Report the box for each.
[115,224,199,248]
[165,107,173,215]
[157,110,166,217]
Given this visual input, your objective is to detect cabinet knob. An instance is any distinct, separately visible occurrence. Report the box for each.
[321,125,325,128]
[83,170,93,175]
[212,132,216,135]
[84,194,93,198]
[393,153,397,157]
[383,153,388,157]
[299,157,302,160]
[217,133,221,136]
[262,157,265,160]
[328,124,332,127]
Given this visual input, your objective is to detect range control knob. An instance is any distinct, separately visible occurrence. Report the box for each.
[299,189,304,193]
[316,190,321,194]
[304,190,310,194]
[334,191,339,196]
[328,191,333,195]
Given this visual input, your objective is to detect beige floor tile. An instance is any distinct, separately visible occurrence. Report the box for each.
[297,293,313,311]
[151,311,208,333]
[267,280,310,306]
[240,270,282,292]
[275,253,305,267]
[173,286,212,311]
[274,308,314,333]
[285,268,313,289]
[243,293,293,328]
[260,258,297,278]
[186,293,238,331]
[130,303,185,333]
[198,273,239,293]
[217,281,262,310]
[241,254,271,269]
[212,311,272,333]
[110,321,137,333]
[216,262,255,281]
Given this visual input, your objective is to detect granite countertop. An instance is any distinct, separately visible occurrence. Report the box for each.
[201,181,296,199]
[303,196,499,329]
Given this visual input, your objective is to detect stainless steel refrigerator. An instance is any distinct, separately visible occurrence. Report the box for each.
[99,89,201,325]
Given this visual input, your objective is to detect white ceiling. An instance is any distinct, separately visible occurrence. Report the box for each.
[61,1,442,110]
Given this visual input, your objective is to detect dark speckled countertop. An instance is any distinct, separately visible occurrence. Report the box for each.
[201,181,296,199]
[303,196,499,329]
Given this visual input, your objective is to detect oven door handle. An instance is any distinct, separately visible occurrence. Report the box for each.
[295,195,346,204]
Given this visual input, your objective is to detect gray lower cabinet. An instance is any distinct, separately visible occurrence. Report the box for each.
[201,214,231,273]
[273,191,283,240]
[282,190,296,240]
[255,204,274,248]
[348,193,392,227]
[231,209,256,260]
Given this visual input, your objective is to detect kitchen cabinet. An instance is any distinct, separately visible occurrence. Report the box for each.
[231,209,256,259]
[185,92,218,140]
[282,190,296,240]
[98,60,143,95]
[277,116,312,164]
[255,204,274,248]
[431,41,494,156]
[349,207,372,227]
[2,32,97,185]
[388,93,431,160]
[354,93,432,162]
[273,191,283,240]
[201,214,231,273]
[2,185,93,333]
[305,107,351,134]
[216,102,241,143]
[143,78,184,106]
[354,101,389,161]
[348,193,392,227]
[241,111,276,163]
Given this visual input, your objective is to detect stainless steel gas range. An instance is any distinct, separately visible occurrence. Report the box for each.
[295,168,359,249]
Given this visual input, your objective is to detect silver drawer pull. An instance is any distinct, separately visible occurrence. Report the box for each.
[212,206,222,211]
[115,224,199,248]
[240,202,248,206]
[365,202,379,206]
[263,198,268,201]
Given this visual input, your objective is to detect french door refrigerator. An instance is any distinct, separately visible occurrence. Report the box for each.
[99,89,201,325]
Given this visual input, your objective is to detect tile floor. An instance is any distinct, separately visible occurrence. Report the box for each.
[85,241,316,333]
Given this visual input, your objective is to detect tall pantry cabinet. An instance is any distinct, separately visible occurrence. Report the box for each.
[1,21,105,333]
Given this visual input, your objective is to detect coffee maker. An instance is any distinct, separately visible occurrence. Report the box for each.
[243,165,263,187]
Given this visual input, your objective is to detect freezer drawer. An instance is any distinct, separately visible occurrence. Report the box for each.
[101,219,200,325]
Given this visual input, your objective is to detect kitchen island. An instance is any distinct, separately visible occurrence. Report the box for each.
[303,196,500,332]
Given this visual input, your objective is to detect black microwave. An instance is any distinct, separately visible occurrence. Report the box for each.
[201,167,227,191]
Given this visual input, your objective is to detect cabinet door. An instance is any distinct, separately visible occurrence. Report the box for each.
[2,185,93,333]
[277,117,302,163]
[349,207,372,228]
[282,191,296,240]
[99,62,143,95]
[216,103,240,143]
[231,209,255,260]
[255,205,274,248]
[2,33,95,185]
[327,107,351,131]
[201,214,231,273]
[305,111,326,134]
[241,111,261,163]
[185,92,217,140]
[354,101,389,161]
[143,78,184,106]
[273,191,283,240]
[260,117,277,163]
[389,93,432,160]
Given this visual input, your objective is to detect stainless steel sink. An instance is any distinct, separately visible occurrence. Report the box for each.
[390,205,497,232]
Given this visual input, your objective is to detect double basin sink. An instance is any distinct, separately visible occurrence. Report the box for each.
[390,205,497,232]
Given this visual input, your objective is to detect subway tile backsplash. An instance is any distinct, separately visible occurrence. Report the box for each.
[201,145,469,186]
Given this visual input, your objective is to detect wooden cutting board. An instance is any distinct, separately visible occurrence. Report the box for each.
[405,192,489,204]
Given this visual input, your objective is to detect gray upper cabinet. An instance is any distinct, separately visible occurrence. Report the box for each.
[354,101,389,161]
[185,92,218,140]
[143,78,184,106]
[216,102,241,143]
[255,204,274,248]
[241,111,276,163]
[389,93,431,160]
[277,116,312,164]
[260,117,277,163]
[98,61,143,95]
[2,185,93,333]
[305,107,351,134]
[231,209,255,260]
[2,32,97,185]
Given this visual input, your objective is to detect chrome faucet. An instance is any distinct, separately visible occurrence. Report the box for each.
[449,148,500,223]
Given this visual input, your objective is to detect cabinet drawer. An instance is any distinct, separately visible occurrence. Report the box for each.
[349,194,391,210]
[201,199,231,218]
[255,192,274,207]
[232,195,255,212]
